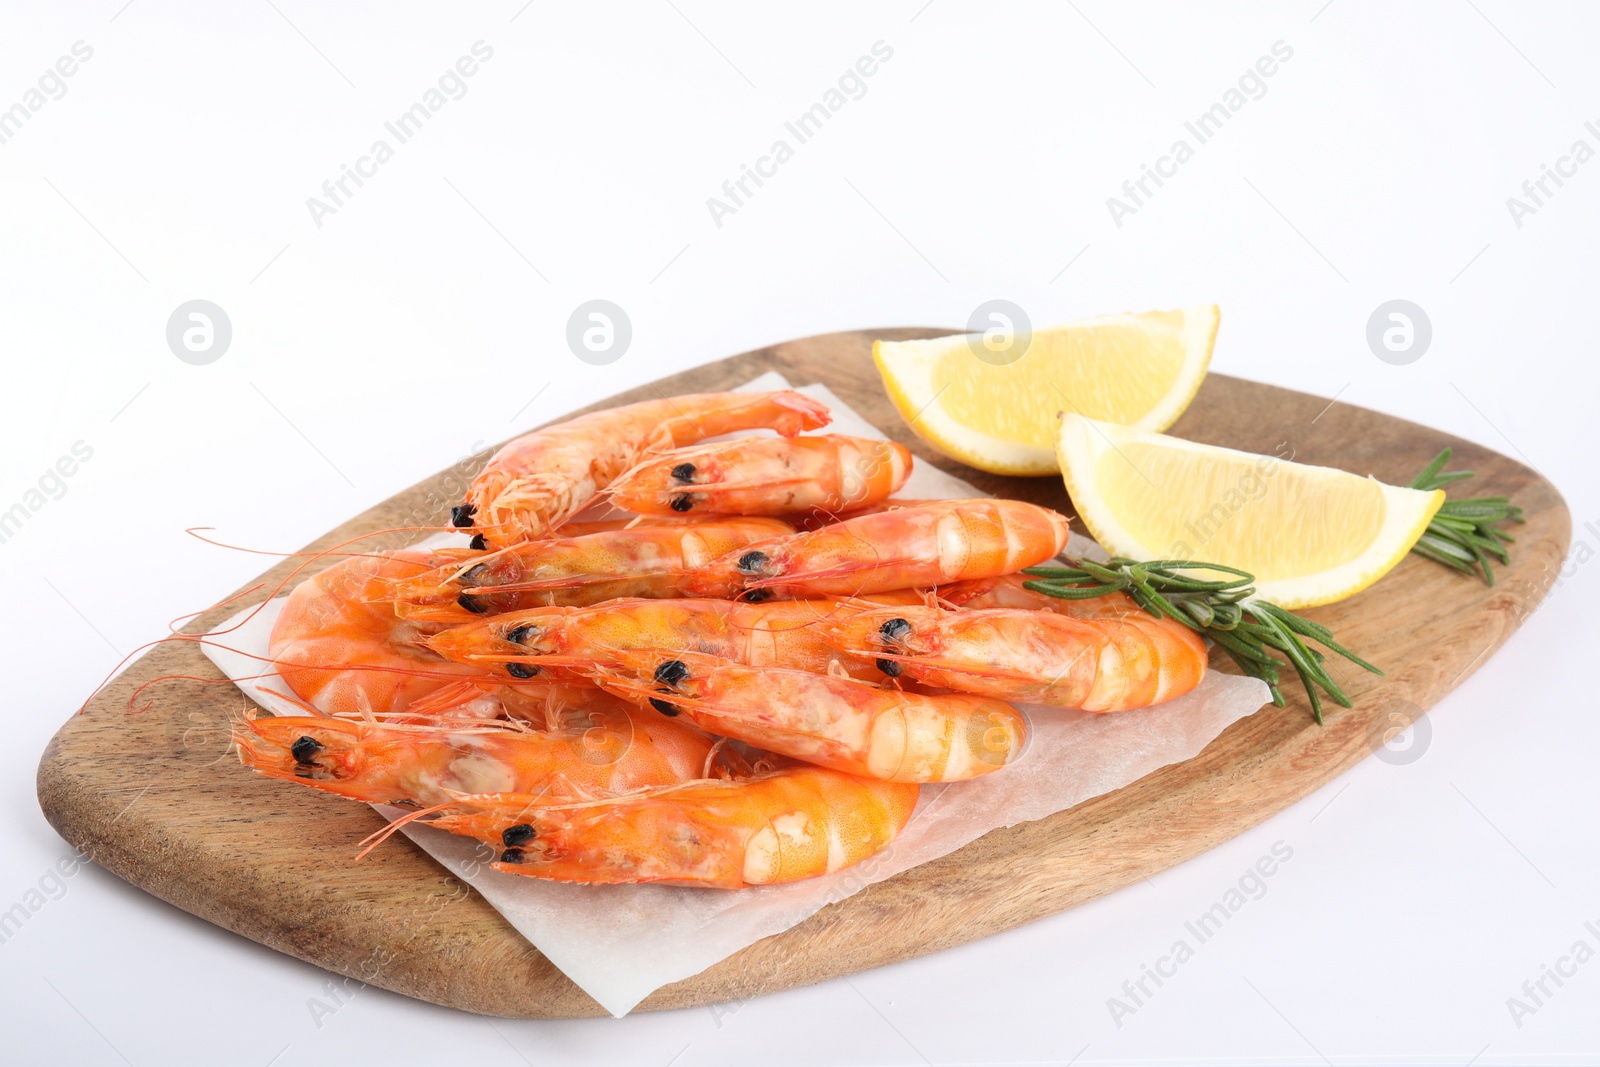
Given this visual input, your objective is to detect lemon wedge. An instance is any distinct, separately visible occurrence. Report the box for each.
[874,305,1218,475]
[1055,414,1445,609]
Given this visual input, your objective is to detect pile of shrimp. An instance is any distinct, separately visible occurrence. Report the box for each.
[233,390,1209,889]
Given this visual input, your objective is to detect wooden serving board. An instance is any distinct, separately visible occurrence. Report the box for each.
[37,329,1571,1018]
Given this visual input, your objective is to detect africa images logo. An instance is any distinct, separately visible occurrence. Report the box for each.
[0,41,94,148]
[304,41,495,228]
[1106,40,1294,228]
[1,442,93,547]
[705,40,895,228]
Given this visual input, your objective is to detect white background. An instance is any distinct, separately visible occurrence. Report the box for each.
[2,1,1597,1064]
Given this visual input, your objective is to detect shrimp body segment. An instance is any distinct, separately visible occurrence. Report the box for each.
[430,767,920,888]
[461,391,831,546]
[818,605,1208,711]
[233,698,717,806]
[426,597,884,681]
[937,573,1147,620]
[689,498,1071,600]
[380,518,793,624]
[269,551,506,718]
[596,650,1026,782]
[790,498,950,532]
[607,435,912,518]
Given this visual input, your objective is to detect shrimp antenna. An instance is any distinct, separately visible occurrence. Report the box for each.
[184,523,461,559]
[123,672,283,715]
[180,524,467,638]
[92,624,315,712]
[81,522,477,713]
[100,632,506,716]
[165,582,271,634]
[354,799,460,861]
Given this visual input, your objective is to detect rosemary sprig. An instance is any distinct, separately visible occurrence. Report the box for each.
[1021,558,1381,724]
[1408,448,1524,585]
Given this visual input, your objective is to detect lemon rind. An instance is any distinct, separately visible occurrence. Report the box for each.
[873,304,1218,476]
[1055,413,1444,611]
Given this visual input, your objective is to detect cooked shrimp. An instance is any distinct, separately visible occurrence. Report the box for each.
[376,518,793,624]
[427,766,919,887]
[233,696,717,806]
[426,597,885,681]
[593,650,1026,782]
[816,603,1208,711]
[937,573,1147,620]
[458,391,831,546]
[688,498,1070,600]
[606,435,912,519]
[269,550,512,719]
[267,549,597,724]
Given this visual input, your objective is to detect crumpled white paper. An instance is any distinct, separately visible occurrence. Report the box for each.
[202,371,1271,1016]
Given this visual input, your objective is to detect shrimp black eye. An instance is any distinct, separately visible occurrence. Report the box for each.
[506,662,538,679]
[737,550,769,575]
[502,823,536,847]
[670,462,696,483]
[670,493,694,512]
[505,624,535,645]
[880,617,913,643]
[468,533,487,551]
[500,848,526,864]
[451,503,476,528]
[457,592,489,614]
[291,736,323,764]
[742,588,772,603]
[654,659,689,686]
[649,698,680,717]
[876,658,903,677]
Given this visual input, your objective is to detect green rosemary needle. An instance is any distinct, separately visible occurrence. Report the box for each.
[1408,448,1524,585]
[1020,558,1381,724]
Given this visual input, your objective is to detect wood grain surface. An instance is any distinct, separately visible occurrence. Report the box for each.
[35,328,1572,1018]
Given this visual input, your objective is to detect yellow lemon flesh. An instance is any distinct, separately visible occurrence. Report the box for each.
[1055,414,1445,609]
[874,305,1218,475]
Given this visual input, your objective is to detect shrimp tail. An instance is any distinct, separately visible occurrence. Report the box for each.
[750,391,832,436]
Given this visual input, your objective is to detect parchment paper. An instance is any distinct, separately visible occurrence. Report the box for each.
[202,372,1271,1016]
